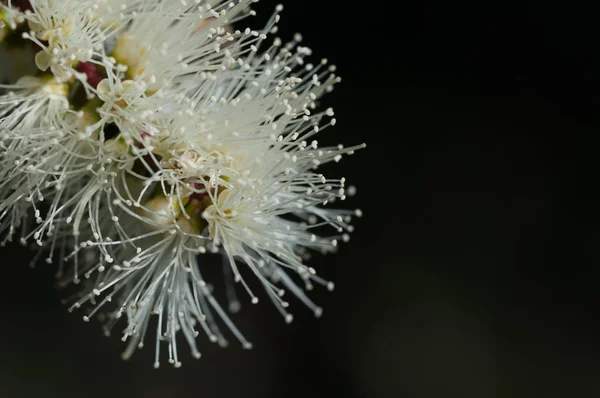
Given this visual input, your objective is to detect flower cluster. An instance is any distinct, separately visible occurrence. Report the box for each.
[0,0,364,367]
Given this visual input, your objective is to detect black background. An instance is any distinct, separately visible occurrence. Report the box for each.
[2,1,600,397]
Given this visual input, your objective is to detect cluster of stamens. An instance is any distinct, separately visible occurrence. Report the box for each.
[0,0,364,368]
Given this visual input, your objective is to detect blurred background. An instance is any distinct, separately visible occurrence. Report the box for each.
[2,0,600,397]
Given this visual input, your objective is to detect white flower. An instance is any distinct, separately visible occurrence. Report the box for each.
[0,0,365,367]
[20,1,108,87]
[0,75,105,254]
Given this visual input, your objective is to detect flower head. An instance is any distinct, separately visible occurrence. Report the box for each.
[0,0,365,367]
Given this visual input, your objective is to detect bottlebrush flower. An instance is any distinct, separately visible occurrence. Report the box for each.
[0,0,365,368]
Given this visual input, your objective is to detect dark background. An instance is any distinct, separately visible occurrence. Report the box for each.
[2,0,600,397]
